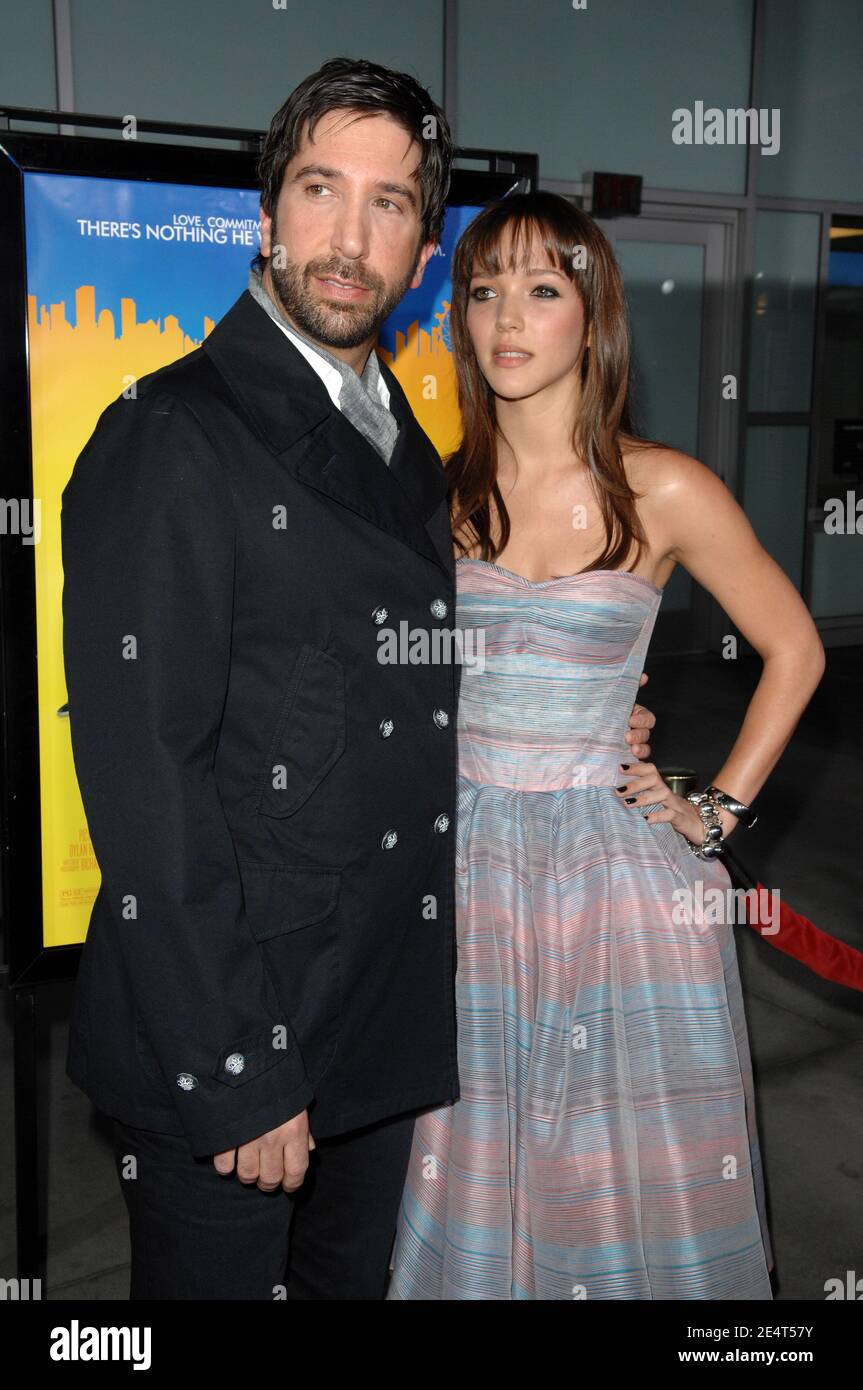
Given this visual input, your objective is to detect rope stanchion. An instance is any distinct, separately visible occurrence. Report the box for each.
[722,842,863,992]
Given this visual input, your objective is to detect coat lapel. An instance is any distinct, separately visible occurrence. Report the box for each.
[202,292,453,578]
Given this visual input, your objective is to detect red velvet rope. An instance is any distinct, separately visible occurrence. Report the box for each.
[722,846,863,991]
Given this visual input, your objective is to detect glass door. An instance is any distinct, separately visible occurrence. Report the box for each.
[595,213,738,652]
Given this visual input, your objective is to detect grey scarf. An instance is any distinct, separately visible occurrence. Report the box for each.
[247,264,398,466]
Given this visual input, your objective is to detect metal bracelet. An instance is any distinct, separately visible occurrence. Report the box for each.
[704,783,758,829]
[685,790,725,860]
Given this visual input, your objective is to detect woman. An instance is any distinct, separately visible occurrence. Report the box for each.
[386,192,825,1300]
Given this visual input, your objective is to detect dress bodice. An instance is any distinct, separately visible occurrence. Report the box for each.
[455,558,663,793]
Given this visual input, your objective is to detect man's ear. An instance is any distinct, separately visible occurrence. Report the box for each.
[259,205,273,259]
[409,238,438,291]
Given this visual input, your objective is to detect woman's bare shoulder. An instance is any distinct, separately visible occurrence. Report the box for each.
[620,439,721,501]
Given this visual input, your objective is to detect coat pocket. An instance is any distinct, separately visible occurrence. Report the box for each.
[134,1012,166,1086]
[256,645,346,818]
[238,861,342,1085]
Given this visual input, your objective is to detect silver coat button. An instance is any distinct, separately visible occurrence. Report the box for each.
[432,708,449,728]
[176,1072,198,1091]
[433,813,450,833]
[430,598,448,619]
[381,829,399,849]
[371,605,389,625]
[224,1052,245,1076]
[379,718,395,738]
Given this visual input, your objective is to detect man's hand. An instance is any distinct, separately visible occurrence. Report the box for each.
[626,672,656,761]
[213,1110,316,1193]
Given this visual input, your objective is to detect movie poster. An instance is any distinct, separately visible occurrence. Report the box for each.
[23,170,476,947]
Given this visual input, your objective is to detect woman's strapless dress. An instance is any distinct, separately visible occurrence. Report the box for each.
[386,558,773,1300]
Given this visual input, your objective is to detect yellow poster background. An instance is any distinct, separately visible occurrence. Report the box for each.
[31,283,462,948]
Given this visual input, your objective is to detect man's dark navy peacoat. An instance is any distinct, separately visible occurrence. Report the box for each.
[60,288,461,1158]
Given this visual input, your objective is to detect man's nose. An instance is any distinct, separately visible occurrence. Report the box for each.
[330,200,369,262]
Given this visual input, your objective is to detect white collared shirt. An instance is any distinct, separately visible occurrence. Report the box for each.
[269,318,391,413]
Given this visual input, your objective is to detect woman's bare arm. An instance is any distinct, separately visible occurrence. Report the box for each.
[651,449,825,837]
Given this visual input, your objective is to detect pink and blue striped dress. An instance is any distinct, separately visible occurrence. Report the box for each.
[387,558,774,1300]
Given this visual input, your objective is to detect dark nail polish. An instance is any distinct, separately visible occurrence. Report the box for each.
[620,763,630,770]
[616,785,627,791]
[625,797,636,804]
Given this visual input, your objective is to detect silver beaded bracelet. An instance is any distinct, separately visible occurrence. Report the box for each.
[685,790,726,860]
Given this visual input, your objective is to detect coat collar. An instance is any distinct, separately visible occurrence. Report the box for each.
[201,290,452,576]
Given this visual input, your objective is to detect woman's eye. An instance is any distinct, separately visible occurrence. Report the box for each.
[469,284,560,300]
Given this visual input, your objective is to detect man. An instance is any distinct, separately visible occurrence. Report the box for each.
[61,56,655,1300]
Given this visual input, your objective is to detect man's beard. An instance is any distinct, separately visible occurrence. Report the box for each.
[267,239,421,350]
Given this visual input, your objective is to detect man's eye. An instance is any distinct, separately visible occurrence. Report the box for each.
[305,184,329,195]
[375,198,401,211]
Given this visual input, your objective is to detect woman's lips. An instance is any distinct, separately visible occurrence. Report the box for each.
[492,350,533,367]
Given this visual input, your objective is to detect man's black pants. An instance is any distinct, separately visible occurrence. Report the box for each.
[110,1108,418,1300]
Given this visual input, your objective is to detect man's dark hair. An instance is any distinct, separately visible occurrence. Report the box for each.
[251,56,454,272]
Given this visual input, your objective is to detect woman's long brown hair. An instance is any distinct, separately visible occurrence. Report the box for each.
[447,191,661,573]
